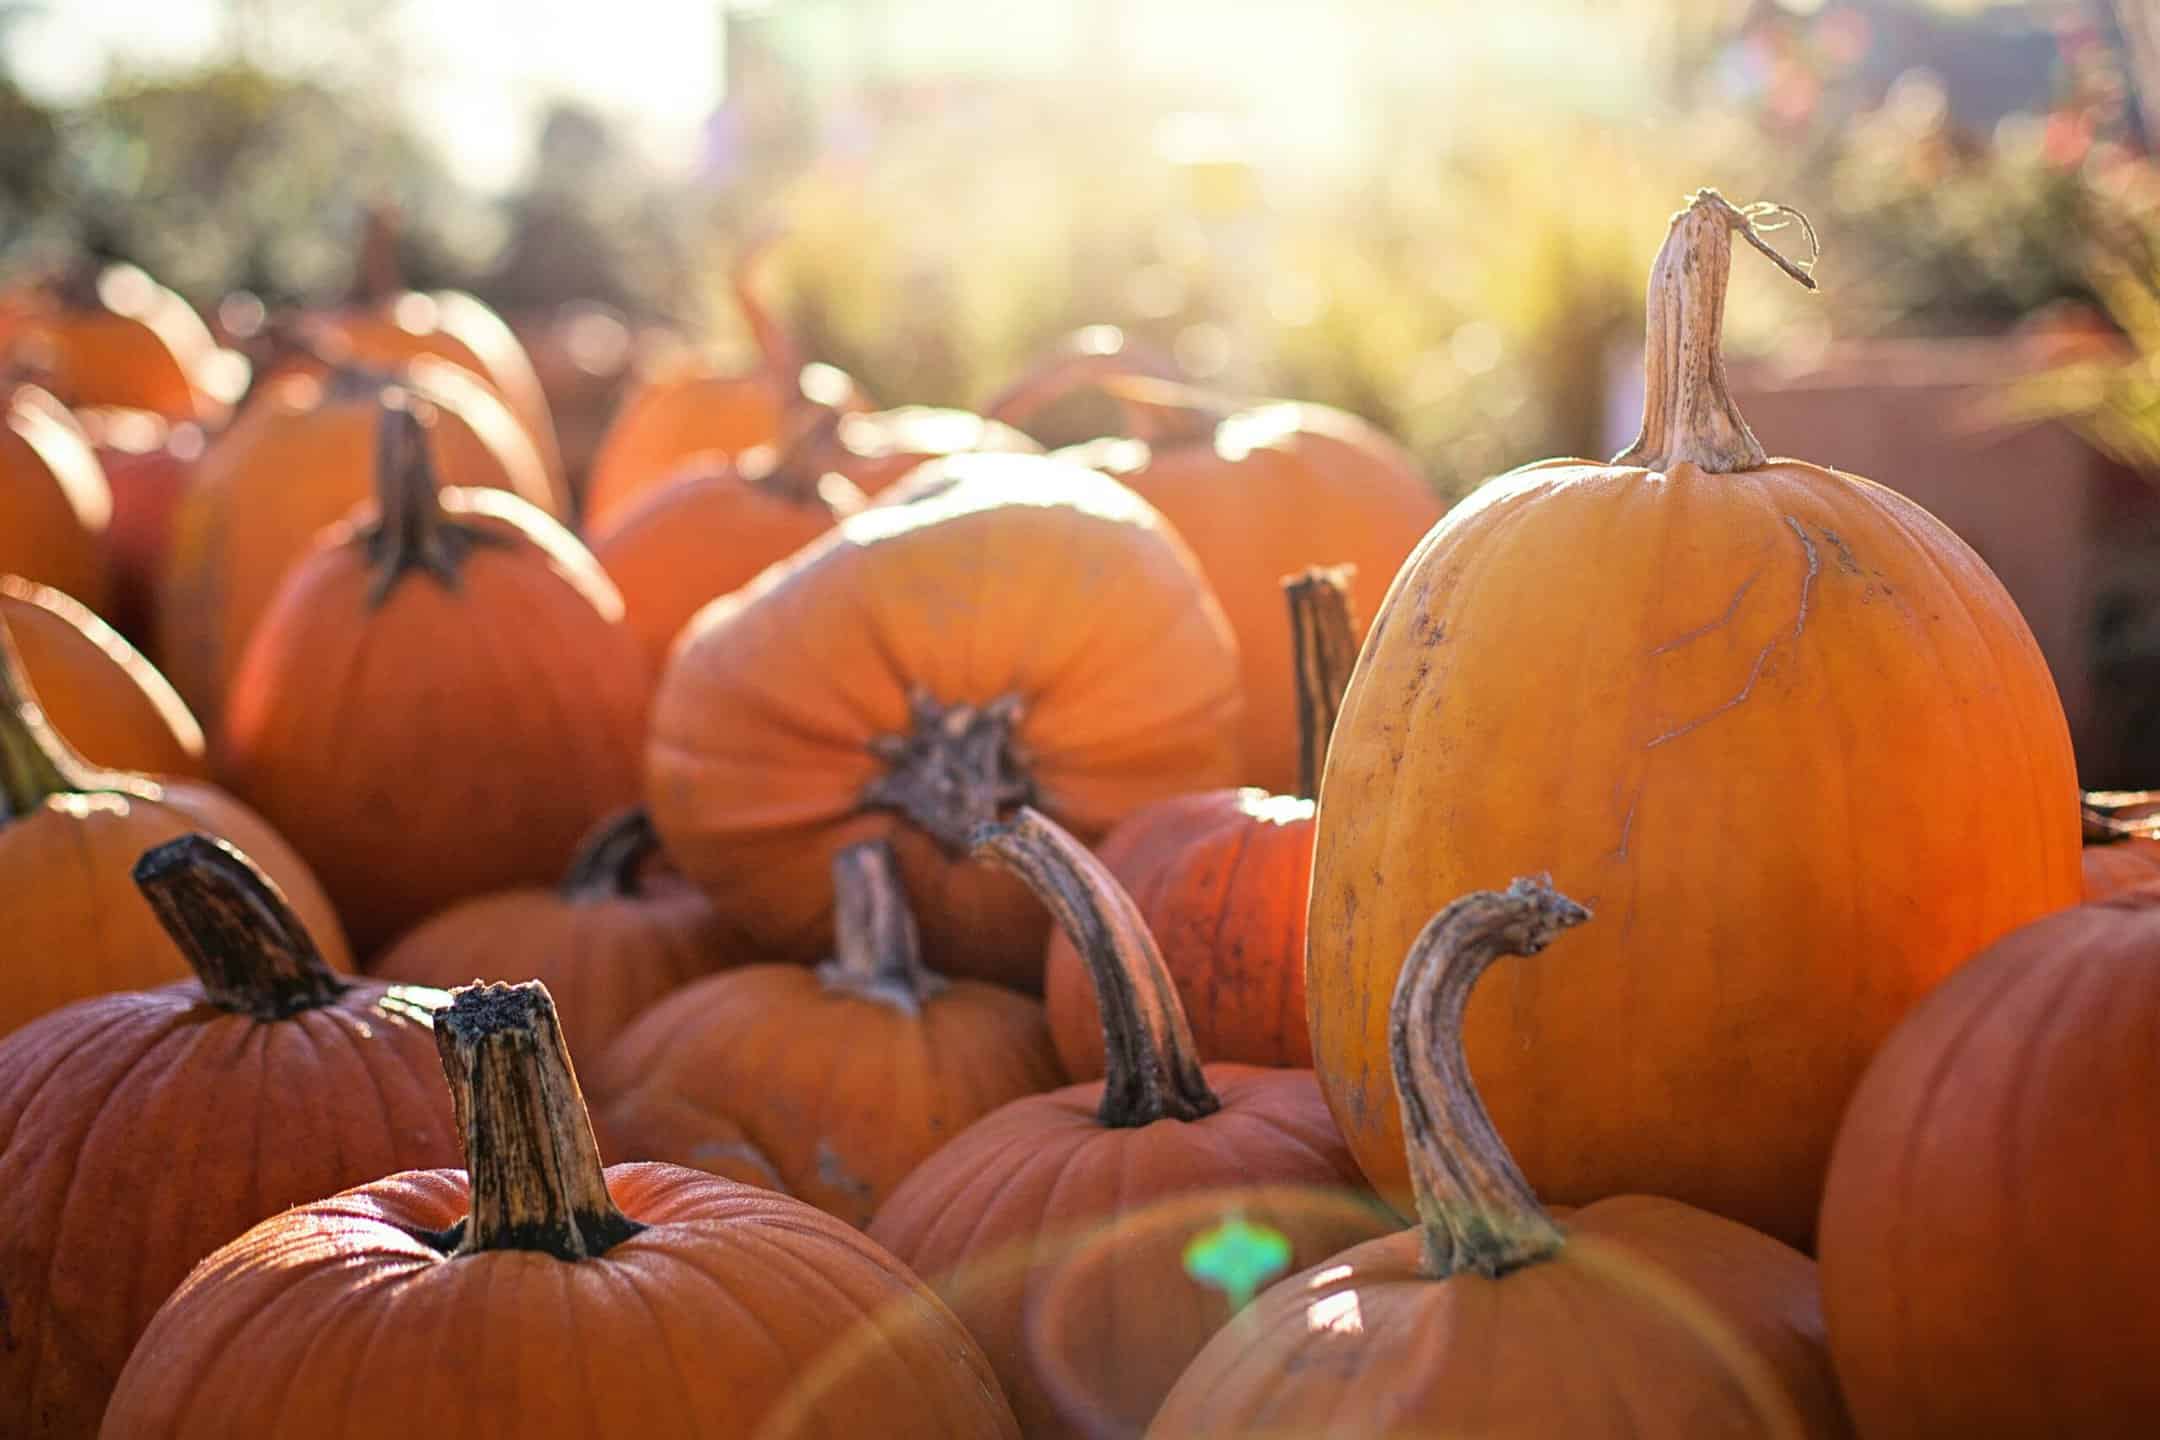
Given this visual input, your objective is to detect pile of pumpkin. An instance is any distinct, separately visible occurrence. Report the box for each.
[0,187,2150,1439]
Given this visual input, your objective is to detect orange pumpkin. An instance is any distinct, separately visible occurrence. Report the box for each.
[75,406,204,644]
[647,452,1242,987]
[369,808,736,1068]
[0,616,349,1038]
[4,261,237,424]
[222,397,645,956]
[993,347,1440,796]
[867,809,1381,1439]
[1307,191,2082,1249]
[1150,879,1852,1439]
[0,833,459,1438]
[158,357,557,723]
[585,233,869,531]
[590,412,866,675]
[590,837,1063,1223]
[1,575,205,777]
[101,981,1022,1439]
[1046,567,1355,1077]
[0,380,111,614]
[1819,888,2160,1437]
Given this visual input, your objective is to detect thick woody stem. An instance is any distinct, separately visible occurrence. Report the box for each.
[363,394,503,606]
[1284,566,1360,802]
[1391,877,1589,1280]
[972,807,1219,1127]
[862,688,1034,852]
[435,981,643,1260]
[561,808,662,902]
[817,839,948,1016]
[133,834,348,1019]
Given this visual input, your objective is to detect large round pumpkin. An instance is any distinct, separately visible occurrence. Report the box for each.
[590,837,1063,1222]
[0,833,459,1439]
[647,451,1242,987]
[1307,191,2081,1249]
[0,380,111,614]
[158,357,556,723]
[0,616,349,1037]
[1149,879,1851,1439]
[221,396,646,956]
[1,575,205,777]
[1818,889,2160,1437]
[99,980,1021,1439]
[1046,567,1356,1077]
[868,809,1382,1439]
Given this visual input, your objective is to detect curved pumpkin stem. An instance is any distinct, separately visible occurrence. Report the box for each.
[1613,189,1818,476]
[747,405,853,509]
[1284,566,1359,803]
[818,838,948,1017]
[972,807,1219,1127]
[981,326,1184,432]
[134,833,349,1019]
[1394,877,1589,1280]
[733,227,803,392]
[435,980,644,1260]
[561,807,661,903]
[363,394,503,607]
[0,615,157,820]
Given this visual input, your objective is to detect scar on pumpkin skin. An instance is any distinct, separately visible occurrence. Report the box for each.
[1643,515,1820,750]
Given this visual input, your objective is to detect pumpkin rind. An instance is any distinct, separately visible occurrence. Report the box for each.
[0,383,111,614]
[1,576,206,777]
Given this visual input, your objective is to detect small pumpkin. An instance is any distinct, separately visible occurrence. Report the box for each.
[590,836,1064,1223]
[221,396,646,956]
[370,807,736,1067]
[867,808,1381,1439]
[1308,191,2081,1248]
[590,410,866,675]
[647,451,1242,987]
[0,616,349,1037]
[1819,889,2160,1437]
[1148,879,1852,1438]
[158,355,557,723]
[100,980,1022,1439]
[1,575,206,777]
[4,260,237,424]
[1047,566,1356,1076]
[0,378,111,614]
[991,345,1440,796]
[0,833,459,1438]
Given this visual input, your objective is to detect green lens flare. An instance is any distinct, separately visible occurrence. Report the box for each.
[1182,1213,1292,1312]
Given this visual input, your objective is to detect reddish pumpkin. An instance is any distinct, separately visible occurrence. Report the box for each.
[74,406,204,644]
[0,833,460,1438]
[1,575,206,777]
[221,397,647,956]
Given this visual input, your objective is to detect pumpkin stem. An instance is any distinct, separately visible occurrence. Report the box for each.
[435,980,644,1261]
[133,833,349,1018]
[733,226,804,391]
[560,807,661,903]
[972,807,1220,1127]
[862,687,1034,852]
[1612,189,1818,477]
[362,393,504,607]
[350,202,406,306]
[0,615,155,820]
[1285,566,1359,802]
[818,839,948,1016]
[981,326,1183,431]
[1393,877,1589,1280]
[746,405,855,509]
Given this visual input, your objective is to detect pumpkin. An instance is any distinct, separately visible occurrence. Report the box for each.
[585,232,870,532]
[590,836,1063,1223]
[1149,879,1852,1438]
[1307,191,2081,1249]
[647,451,1242,987]
[222,396,646,956]
[0,833,460,1438]
[100,980,1022,1439]
[1,575,206,777]
[1047,566,1356,1077]
[991,349,1440,796]
[74,406,204,645]
[370,807,736,1067]
[1819,889,2160,1437]
[304,206,568,506]
[867,808,1382,1439]
[158,356,557,723]
[4,261,237,424]
[2079,790,2160,900]
[0,616,350,1037]
[0,379,111,614]
[590,411,866,675]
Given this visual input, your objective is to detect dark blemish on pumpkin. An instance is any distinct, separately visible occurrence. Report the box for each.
[1650,569,1760,656]
[815,1140,873,1206]
[1645,517,1818,749]
[1819,527,1861,574]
